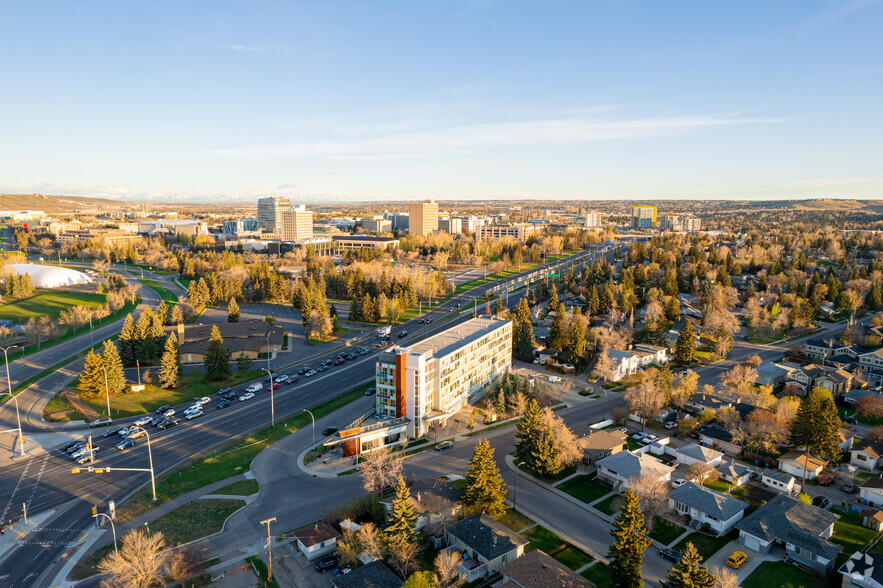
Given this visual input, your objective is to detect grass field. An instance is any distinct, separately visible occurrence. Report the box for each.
[43,391,83,422]
[214,479,259,496]
[520,524,593,570]
[553,545,594,570]
[138,278,177,302]
[830,507,883,556]
[498,507,536,532]
[557,474,612,504]
[0,289,106,323]
[77,370,263,419]
[581,563,613,585]
[742,561,836,588]
[115,382,372,523]
[703,479,732,493]
[309,326,356,344]
[148,498,245,545]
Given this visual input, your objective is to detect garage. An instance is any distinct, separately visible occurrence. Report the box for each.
[741,535,761,552]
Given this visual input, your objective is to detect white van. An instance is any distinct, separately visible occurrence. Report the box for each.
[246,383,263,393]
[548,376,562,383]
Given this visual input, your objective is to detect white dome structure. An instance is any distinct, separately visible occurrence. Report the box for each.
[7,264,93,288]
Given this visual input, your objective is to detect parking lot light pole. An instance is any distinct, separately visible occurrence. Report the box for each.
[2,345,25,457]
[303,409,315,445]
[262,368,275,427]
[132,426,156,501]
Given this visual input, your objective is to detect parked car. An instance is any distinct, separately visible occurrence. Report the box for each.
[632,432,647,441]
[671,478,687,489]
[134,415,153,427]
[158,418,180,430]
[186,410,203,420]
[548,376,562,383]
[644,434,659,443]
[726,551,747,569]
[664,421,678,430]
[844,416,858,424]
[116,437,137,451]
[618,427,628,434]
[239,392,255,402]
[155,405,171,414]
[843,483,858,494]
[435,441,454,451]
[323,427,338,436]
[816,475,835,486]
[217,387,232,396]
[315,555,340,573]
[90,417,113,428]
[217,400,232,410]
[813,495,830,508]
[659,549,681,563]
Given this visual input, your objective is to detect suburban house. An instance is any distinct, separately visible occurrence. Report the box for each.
[686,394,733,415]
[675,443,724,468]
[169,320,288,363]
[699,425,742,456]
[839,551,883,588]
[497,549,594,588]
[380,479,461,532]
[840,427,857,453]
[851,440,883,472]
[860,478,883,508]
[735,495,842,573]
[786,363,856,397]
[716,461,753,486]
[754,362,796,387]
[445,514,529,583]
[291,523,340,561]
[608,349,639,381]
[632,344,669,366]
[596,451,674,490]
[864,509,883,532]
[331,561,403,588]
[605,345,670,381]
[669,482,748,535]
[845,388,878,404]
[778,451,826,481]
[580,429,627,467]
[762,469,800,495]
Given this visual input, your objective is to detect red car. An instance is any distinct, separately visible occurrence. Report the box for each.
[268,383,281,391]
[816,475,835,486]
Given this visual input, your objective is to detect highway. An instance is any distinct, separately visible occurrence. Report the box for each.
[0,245,616,587]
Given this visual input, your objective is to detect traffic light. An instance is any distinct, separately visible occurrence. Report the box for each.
[91,506,97,517]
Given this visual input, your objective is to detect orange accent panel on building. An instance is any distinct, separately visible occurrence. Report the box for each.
[395,352,407,419]
[341,437,359,457]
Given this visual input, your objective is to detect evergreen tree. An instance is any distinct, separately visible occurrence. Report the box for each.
[532,427,563,476]
[463,439,508,519]
[236,351,253,372]
[134,308,155,364]
[149,311,165,361]
[204,324,231,380]
[548,282,559,309]
[608,488,651,588]
[195,278,211,307]
[158,332,181,389]
[666,541,715,588]
[512,298,535,361]
[78,350,106,398]
[100,340,126,394]
[549,302,566,349]
[386,475,417,545]
[118,313,137,366]
[675,320,696,363]
[170,303,184,325]
[515,399,547,469]
[562,309,586,366]
[227,297,241,322]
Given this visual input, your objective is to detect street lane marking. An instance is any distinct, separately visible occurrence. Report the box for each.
[1,457,33,522]
[25,454,50,512]
[14,531,26,540]
[77,532,88,542]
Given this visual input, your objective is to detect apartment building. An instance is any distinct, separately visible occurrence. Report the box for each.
[585,212,600,228]
[384,212,410,232]
[476,223,537,242]
[362,217,392,233]
[460,216,487,232]
[631,206,657,229]
[257,196,291,232]
[664,213,701,232]
[280,205,313,241]
[375,317,512,438]
[438,216,462,234]
[55,229,141,246]
[222,218,259,235]
[408,200,439,236]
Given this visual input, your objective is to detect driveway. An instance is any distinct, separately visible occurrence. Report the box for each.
[703,539,775,582]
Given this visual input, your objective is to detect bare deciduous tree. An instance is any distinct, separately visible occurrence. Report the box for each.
[164,544,208,587]
[685,462,718,484]
[716,406,741,432]
[542,407,582,466]
[742,409,789,452]
[628,473,670,528]
[387,537,419,578]
[432,549,464,588]
[335,526,361,567]
[711,565,739,588]
[625,378,666,430]
[718,363,758,400]
[98,528,168,588]
[359,522,384,561]
[610,406,630,425]
[358,446,404,493]
[592,348,616,383]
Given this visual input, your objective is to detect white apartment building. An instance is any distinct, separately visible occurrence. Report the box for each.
[585,212,600,228]
[438,216,462,234]
[280,206,313,241]
[257,196,291,232]
[477,223,537,242]
[408,200,439,236]
[460,216,486,232]
[376,317,512,438]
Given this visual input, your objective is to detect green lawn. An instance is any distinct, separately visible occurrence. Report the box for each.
[593,494,620,516]
[214,479,259,496]
[649,516,685,546]
[552,545,594,570]
[521,525,569,554]
[0,289,106,323]
[830,507,883,556]
[43,390,84,422]
[742,561,835,588]
[703,479,733,493]
[557,474,613,504]
[78,369,263,419]
[138,278,177,302]
[149,498,245,545]
[308,326,356,344]
[673,531,733,561]
[518,463,576,485]
[581,563,614,586]
[498,507,536,532]
[115,382,372,523]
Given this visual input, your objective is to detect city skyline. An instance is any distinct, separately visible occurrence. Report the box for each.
[2,1,882,202]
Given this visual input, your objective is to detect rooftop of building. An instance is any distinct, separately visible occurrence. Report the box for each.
[381,316,511,360]
[331,235,398,242]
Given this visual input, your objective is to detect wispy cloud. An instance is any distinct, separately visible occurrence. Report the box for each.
[207,113,787,160]
[229,44,262,52]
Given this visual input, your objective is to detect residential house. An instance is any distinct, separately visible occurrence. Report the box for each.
[685,394,734,415]
[445,514,529,583]
[839,550,883,588]
[596,451,674,490]
[169,320,288,363]
[840,427,857,453]
[735,495,842,573]
[379,479,461,532]
[669,482,749,535]
[815,368,856,397]
[804,338,859,360]
[851,440,883,472]
[860,478,883,508]
[754,362,796,387]
[699,425,742,456]
[675,443,724,468]
[864,510,883,532]
[331,561,403,588]
[762,469,800,495]
[608,349,639,381]
[561,295,588,313]
[716,461,753,486]
[778,451,826,481]
[786,363,856,397]
[580,429,626,467]
[632,344,669,367]
[497,549,594,588]
[292,523,340,561]
[845,388,878,405]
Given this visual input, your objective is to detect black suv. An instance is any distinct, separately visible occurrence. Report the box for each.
[659,549,681,563]
[323,427,338,436]
[315,555,340,573]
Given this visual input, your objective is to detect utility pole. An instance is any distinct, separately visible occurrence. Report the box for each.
[2,345,24,457]
[260,517,277,581]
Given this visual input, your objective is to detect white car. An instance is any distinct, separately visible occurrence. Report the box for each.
[197,396,212,405]
[186,410,203,420]
[274,374,289,384]
[304,370,317,377]
[246,383,262,393]
[548,376,562,383]
[162,409,175,418]
[671,478,687,489]
[239,392,255,402]
[664,421,678,430]
[118,427,134,436]
[134,416,153,427]
[127,428,147,439]
[632,432,647,441]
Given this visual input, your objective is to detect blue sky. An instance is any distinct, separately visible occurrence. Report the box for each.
[1,1,881,202]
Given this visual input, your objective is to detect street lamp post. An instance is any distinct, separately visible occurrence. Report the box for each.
[93,511,118,553]
[262,369,275,427]
[2,345,24,457]
[131,426,157,501]
[303,409,315,445]
[100,366,111,417]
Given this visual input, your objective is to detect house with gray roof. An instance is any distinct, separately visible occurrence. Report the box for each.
[596,450,674,490]
[754,362,796,387]
[498,549,594,588]
[699,425,742,456]
[331,561,403,588]
[580,429,626,466]
[761,468,800,495]
[735,495,842,573]
[851,439,883,472]
[839,550,883,588]
[669,482,748,535]
[445,514,529,583]
[675,443,723,467]
[716,461,752,487]
[685,393,733,415]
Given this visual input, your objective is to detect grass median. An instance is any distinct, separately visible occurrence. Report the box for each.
[138,278,177,302]
[115,381,372,523]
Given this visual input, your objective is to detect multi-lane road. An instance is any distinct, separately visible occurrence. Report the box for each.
[0,245,618,587]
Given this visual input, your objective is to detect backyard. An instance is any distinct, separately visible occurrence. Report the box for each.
[742,561,838,588]
[830,507,883,557]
